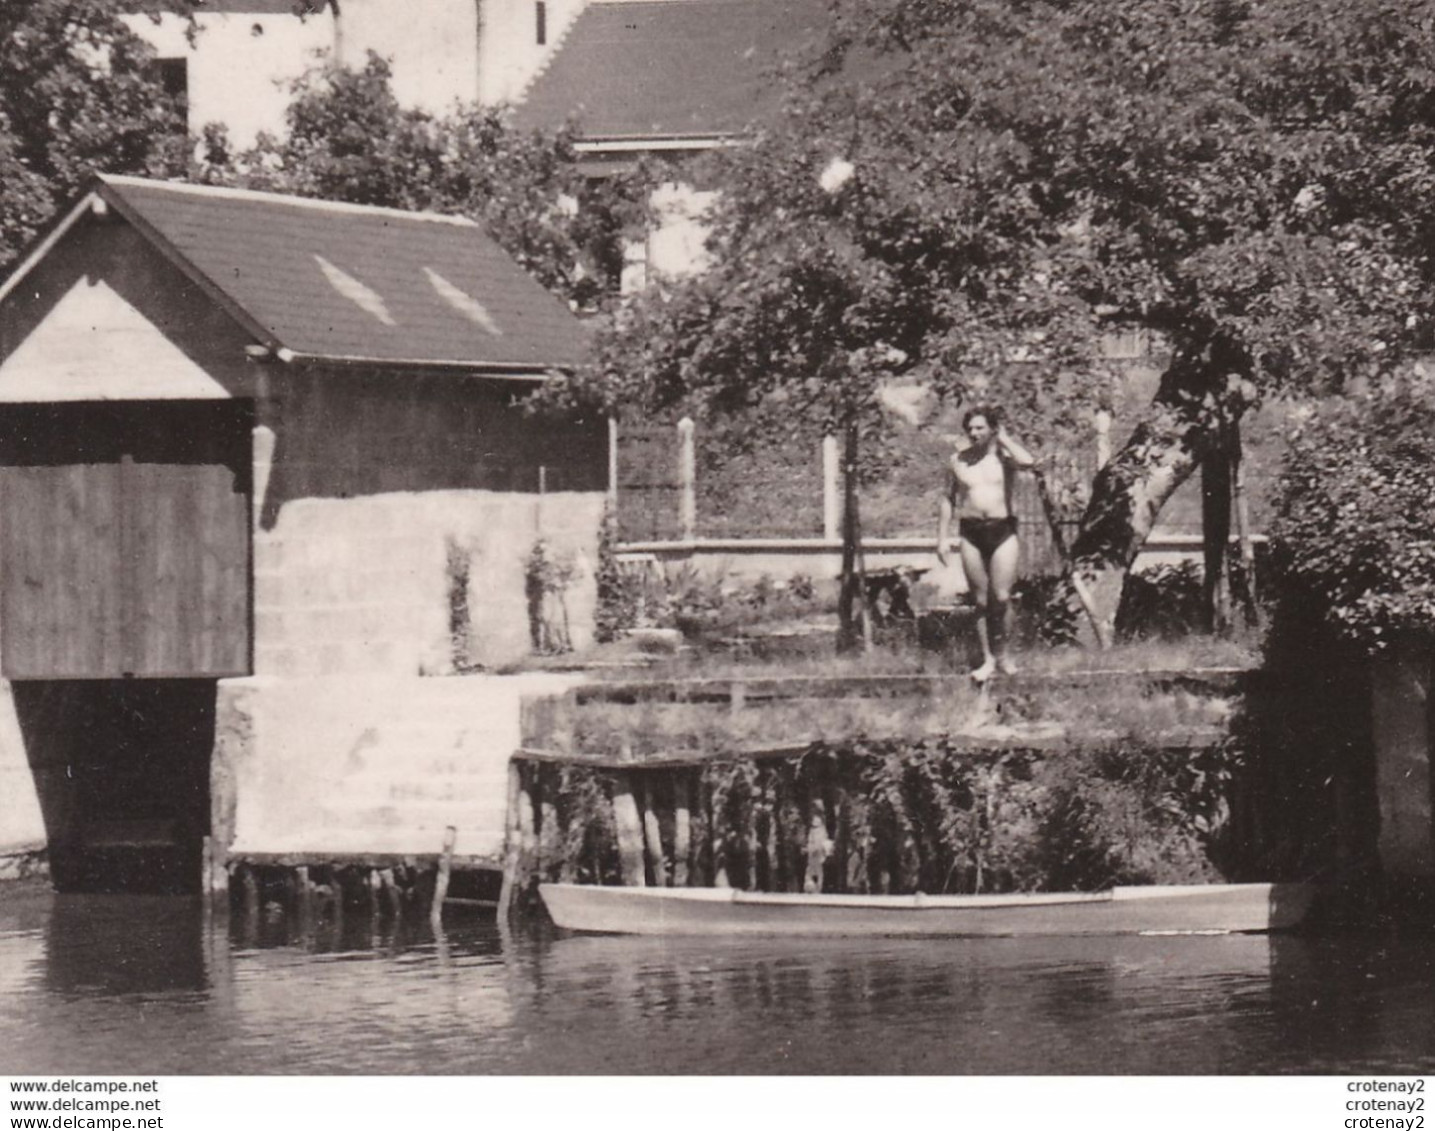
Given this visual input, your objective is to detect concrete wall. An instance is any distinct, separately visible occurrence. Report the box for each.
[0,684,47,864]
[1371,654,1434,878]
[216,671,582,859]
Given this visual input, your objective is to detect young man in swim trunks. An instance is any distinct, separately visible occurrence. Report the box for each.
[936,406,1037,681]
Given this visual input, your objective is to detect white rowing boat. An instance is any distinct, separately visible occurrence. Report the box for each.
[538,881,1316,938]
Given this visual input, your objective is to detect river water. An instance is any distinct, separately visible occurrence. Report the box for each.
[1,881,1432,1075]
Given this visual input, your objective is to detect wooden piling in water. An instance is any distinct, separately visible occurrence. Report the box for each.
[709,773,731,889]
[431,826,456,928]
[741,779,761,891]
[640,776,666,886]
[672,772,692,888]
[517,766,537,882]
[498,760,523,920]
[538,766,561,884]
[611,773,648,887]
[805,797,830,894]
[761,776,780,892]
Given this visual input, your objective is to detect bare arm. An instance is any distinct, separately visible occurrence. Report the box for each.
[996,426,1037,470]
[937,496,953,566]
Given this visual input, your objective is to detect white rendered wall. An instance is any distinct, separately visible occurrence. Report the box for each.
[335,0,481,113]
[126,12,336,148]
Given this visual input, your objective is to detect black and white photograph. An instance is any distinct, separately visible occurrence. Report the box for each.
[0,0,1432,1114]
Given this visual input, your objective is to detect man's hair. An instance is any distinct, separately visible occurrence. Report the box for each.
[963,404,1002,430]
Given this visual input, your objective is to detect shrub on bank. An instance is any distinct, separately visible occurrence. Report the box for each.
[1269,370,1435,654]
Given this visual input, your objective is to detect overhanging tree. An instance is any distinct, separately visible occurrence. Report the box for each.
[830,0,1435,637]
[0,0,191,270]
[567,0,1435,645]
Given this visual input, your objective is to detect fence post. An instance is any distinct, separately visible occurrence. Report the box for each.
[822,434,840,541]
[678,417,697,542]
[607,416,619,508]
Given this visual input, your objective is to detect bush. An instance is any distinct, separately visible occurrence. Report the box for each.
[594,504,639,642]
[1115,561,1206,640]
[1269,370,1435,654]
[1011,573,1081,648]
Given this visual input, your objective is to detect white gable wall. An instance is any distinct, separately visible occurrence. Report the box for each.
[126,1,591,147]
[0,278,231,402]
[478,0,588,106]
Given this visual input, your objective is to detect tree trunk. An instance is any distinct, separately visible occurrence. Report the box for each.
[1063,349,1251,644]
[1201,420,1233,635]
[837,421,872,652]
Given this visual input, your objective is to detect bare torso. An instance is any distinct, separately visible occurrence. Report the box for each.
[948,446,1013,520]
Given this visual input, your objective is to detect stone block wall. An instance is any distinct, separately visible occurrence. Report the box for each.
[252,365,609,678]
[252,489,604,677]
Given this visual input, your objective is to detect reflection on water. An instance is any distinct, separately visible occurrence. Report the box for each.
[1,880,1432,1075]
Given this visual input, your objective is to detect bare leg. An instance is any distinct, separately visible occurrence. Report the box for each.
[987,532,1021,673]
[958,537,994,679]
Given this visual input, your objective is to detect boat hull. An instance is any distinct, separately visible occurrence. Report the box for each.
[538,882,1315,938]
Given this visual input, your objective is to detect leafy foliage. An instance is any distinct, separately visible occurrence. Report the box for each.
[593,504,638,643]
[1114,561,1208,642]
[1269,368,1435,653]
[0,0,191,269]
[555,0,1435,626]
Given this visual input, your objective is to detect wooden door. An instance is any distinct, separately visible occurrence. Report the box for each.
[0,401,251,678]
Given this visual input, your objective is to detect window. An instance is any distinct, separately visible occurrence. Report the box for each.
[153,58,188,107]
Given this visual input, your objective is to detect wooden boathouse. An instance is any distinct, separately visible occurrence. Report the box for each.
[0,175,605,892]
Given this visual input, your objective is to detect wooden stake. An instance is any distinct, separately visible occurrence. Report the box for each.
[431,825,456,929]
[1033,468,1111,649]
[672,773,692,887]
[611,773,648,887]
[497,760,523,920]
[640,776,666,886]
[517,765,538,875]
[1232,421,1261,626]
[805,797,831,894]
[762,777,780,892]
[239,864,260,919]
[709,775,730,889]
[742,784,761,891]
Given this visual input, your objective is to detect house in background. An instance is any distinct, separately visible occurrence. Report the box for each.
[514,0,827,287]
[128,0,588,147]
[0,175,605,889]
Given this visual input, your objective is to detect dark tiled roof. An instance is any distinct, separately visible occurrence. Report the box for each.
[97,176,589,370]
[513,0,829,140]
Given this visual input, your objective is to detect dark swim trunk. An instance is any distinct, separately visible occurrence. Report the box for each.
[959,516,1018,557]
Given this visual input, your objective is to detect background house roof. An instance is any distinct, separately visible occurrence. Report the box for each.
[95,176,589,370]
[513,0,829,141]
